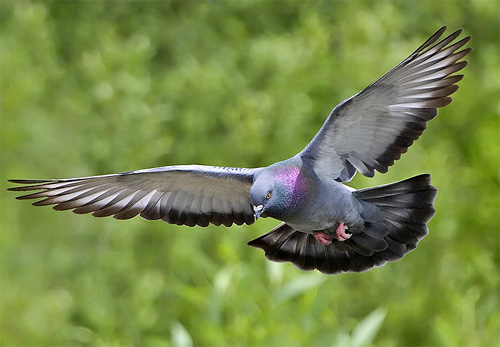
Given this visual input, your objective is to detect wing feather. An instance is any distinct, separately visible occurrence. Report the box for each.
[8,165,258,227]
[301,27,471,181]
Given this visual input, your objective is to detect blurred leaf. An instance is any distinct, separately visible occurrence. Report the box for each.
[351,308,387,347]
[333,308,386,347]
[274,273,327,304]
[170,321,193,347]
[266,260,284,286]
[208,266,236,325]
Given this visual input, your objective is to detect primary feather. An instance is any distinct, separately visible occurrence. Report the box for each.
[10,166,257,227]
[302,26,470,182]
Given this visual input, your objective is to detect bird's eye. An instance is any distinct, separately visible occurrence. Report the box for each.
[266,192,271,200]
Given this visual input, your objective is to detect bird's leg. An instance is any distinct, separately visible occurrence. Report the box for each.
[313,231,332,245]
[336,222,351,241]
[314,223,351,245]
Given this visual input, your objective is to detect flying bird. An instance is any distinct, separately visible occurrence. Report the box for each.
[9,27,470,274]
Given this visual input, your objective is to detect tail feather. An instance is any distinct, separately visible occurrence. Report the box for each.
[248,174,437,274]
[354,174,437,251]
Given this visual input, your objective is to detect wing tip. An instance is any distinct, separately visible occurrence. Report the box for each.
[247,237,266,249]
[460,35,472,46]
[15,193,39,200]
[436,25,448,36]
[33,199,52,207]
[450,27,462,36]
[8,179,56,193]
[8,179,53,184]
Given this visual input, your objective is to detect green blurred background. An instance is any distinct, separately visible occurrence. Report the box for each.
[1,1,499,346]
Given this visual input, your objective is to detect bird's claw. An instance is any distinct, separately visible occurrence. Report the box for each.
[314,231,332,245]
[314,223,351,245]
[336,222,351,241]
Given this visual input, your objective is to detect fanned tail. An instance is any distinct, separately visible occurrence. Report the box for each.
[248,174,437,274]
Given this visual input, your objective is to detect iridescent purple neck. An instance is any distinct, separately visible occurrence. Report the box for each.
[273,164,309,209]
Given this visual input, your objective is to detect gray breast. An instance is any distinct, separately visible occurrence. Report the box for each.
[285,179,361,232]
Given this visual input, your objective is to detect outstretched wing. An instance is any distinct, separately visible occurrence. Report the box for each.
[9,165,259,227]
[301,26,471,182]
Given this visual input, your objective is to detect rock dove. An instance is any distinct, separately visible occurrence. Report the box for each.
[9,27,471,274]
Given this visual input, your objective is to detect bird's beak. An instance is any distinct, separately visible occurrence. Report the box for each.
[253,205,264,219]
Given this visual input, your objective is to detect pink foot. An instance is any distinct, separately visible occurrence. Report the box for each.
[314,231,332,245]
[336,222,351,241]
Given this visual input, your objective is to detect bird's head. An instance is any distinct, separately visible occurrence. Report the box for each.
[250,162,308,220]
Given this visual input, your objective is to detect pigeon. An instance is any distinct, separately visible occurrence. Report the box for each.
[9,26,470,274]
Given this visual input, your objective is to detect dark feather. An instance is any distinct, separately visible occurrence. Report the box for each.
[301,27,471,182]
[8,165,257,227]
[249,174,437,274]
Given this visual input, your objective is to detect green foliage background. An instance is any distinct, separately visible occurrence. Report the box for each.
[1,1,499,346]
